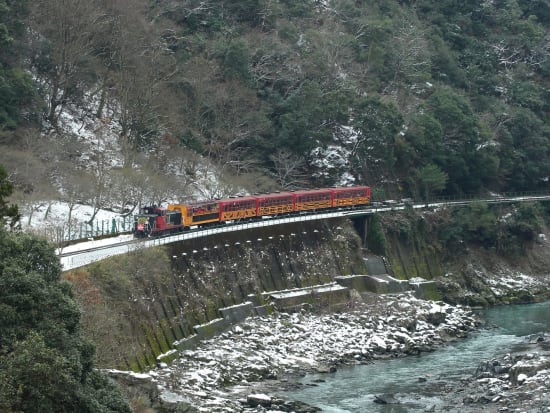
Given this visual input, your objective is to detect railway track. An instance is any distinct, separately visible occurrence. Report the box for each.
[58,193,550,271]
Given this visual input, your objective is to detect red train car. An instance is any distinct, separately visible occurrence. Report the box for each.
[294,189,333,212]
[331,186,371,207]
[219,196,257,222]
[256,192,295,216]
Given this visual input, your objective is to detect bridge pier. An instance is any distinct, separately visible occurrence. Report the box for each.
[351,216,368,247]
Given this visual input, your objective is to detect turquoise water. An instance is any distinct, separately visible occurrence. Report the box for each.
[283,301,550,412]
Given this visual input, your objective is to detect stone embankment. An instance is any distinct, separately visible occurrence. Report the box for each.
[109,291,478,412]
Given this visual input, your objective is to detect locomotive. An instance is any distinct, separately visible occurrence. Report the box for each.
[132,186,371,237]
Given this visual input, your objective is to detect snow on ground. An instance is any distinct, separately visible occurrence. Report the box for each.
[485,271,544,297]
[21,201,132,243]
[56,234,134,255]
[141,292,478,412]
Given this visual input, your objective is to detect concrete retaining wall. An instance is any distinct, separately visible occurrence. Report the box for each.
[265,283,351,311]
[219,302,254,323]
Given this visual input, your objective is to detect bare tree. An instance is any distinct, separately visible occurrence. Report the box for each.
[0,130,58,227]
[387,14,431,107]
[269,149,308,190]
[84,118,113,224]
[58,163,93,240]
[91,0,179,166]
[29,0,104,128]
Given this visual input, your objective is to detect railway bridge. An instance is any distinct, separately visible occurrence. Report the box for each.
[58,192,550,271]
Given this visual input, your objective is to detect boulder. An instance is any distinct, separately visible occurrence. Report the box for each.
[374,393,400,404]
[509,355,550,385]
[247,393,272,407]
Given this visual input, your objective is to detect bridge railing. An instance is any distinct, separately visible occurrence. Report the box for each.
[374,190,550,205]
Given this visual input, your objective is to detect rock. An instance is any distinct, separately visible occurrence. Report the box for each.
[509,356,550,384]
[525,332,546,344]
[426,311,447,326]
[316,365,337,373]
[374,393,399,404]
[476,359,510,378]
[516,373,528,383]
[273,399,322,412]
[246,393,272,407]
[463,395,475,404]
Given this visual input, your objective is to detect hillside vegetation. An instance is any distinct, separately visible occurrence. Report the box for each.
[0,0,549,214]
[0,167,132,412]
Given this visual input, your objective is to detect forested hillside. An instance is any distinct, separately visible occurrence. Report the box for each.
[0,0,548,213]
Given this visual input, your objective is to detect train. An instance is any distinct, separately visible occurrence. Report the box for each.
[132,186,371,237]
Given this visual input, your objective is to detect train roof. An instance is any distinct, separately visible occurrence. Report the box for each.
[171,186,370,207]
[218,195,257,204]
[254,192,295,199]
[292,188,334,196]
[331,186,371,192]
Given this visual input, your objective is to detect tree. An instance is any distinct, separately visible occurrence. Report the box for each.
[273,80,348,157]
[0,163,19,228]
[0,0,35,130]
[417,163,448,200]
[350,96,403,186]
[269,149,307,189]
[425,88,494,194]
[29,0,102,128]
[505,108,550,191]
[387,13,432,103]
[0,229,131,412]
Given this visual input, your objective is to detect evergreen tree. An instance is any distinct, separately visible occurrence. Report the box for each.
[0,228,131,412]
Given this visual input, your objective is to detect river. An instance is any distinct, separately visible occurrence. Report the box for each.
[283,301,550,412]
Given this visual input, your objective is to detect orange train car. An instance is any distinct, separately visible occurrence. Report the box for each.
[168,200,221,228]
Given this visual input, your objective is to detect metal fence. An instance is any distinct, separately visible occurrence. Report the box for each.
[47,216,135,243]
[74,216,134,240]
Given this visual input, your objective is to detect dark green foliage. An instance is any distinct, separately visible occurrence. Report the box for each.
[417,164,448,201]
[437,202,545,256]
[279,0,314,18]
[351,96,403,184]
[0,229,131,412]
[0,66,35,129]
[504,109,550,191]
[422,89,497,194]
[272,81,349,157]
[220,40,251,82]
[0,0,34,129]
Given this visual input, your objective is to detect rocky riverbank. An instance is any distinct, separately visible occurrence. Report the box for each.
[108,291,480,412]
[429,332,550,413]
